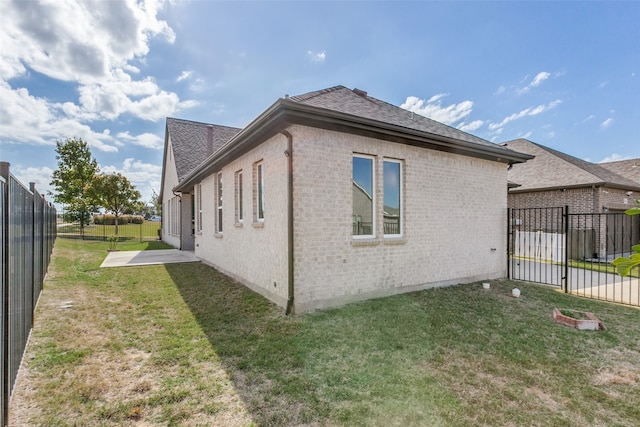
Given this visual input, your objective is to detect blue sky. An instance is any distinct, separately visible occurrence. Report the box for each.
[1,0,638,205]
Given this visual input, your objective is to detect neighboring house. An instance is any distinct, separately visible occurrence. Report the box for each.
[502,139,640,213]
[600,158,640,188]
[160,85,531,313]
[502,138,640,258]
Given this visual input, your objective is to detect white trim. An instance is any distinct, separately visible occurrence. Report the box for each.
[352,154,376,239]
[383,158,403,238]
[216,172,223,234]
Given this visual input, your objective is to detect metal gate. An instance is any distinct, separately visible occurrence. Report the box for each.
[508,206,640,307]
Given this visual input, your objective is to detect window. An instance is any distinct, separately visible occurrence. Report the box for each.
[235,170,243,223]
[383,159,402,237]
[255,161,265,222]
[352,155,375,237]
[195,184,202,232]
[216,172,223,233]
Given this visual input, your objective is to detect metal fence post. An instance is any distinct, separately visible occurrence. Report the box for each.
[563,205,569,293]
[0,162,9,427]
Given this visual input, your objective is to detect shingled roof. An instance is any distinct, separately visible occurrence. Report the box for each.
[165,117,240,182]
[502,139,640,192]
[600,158,640,187]
[172,86,532,192]
[289,85,496,148]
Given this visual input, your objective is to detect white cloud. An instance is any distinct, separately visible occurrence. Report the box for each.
[11,165,55,199]
[0,0,175,83]
[530,71,550,87]
[600,118,613,129]
[599,153,632,163]
[457,120,484,132]
[101,158,162,200]
[599,81,609,88]
[400,94,474,125]
[515,71,553,95]
[489,99,562,132]
[116,131,163,149]
[0,81,118,152]
[0,0,183,153]
[177,70,193,82]
[519,131,533,139]
[307,50,326,63]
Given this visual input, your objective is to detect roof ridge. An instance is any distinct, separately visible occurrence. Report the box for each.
[166,117,241,131]
[505,139,640,188]
[289,85,347,102]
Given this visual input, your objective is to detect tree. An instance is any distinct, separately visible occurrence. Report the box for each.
[151,189,162,216]
[612,200,640,277]
[49,138,100,233]
[91,172,141,235]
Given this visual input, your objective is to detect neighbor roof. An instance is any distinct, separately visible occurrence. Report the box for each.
[502,139,640,192]
[173,86,532,192]
[599,158,640,187]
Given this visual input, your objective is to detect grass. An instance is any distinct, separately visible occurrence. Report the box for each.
[10,239,640,426]
[57,221,161,241]
[567,260,640,278]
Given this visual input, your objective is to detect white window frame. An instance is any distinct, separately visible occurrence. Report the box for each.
[216,172,223,234]
[235,170,243,223]
[383,158,403,238]
[255,161,265,222]
[352,154,376,239]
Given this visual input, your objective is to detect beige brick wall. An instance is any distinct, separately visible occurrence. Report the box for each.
[194,133,290,307]
[509,185,635,213]
[290,125,508,312]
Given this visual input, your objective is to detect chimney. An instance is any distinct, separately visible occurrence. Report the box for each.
[353,88,367,97]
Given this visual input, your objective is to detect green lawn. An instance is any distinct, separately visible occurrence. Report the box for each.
[10,239,640,426]
[57,220,161,241]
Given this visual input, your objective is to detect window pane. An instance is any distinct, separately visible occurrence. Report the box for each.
[258,163,264,220]
[238,172,243,221]
[353,156,374,236]
[383,160,401,236]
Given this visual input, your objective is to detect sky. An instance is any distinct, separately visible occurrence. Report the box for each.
[1,0,639,207]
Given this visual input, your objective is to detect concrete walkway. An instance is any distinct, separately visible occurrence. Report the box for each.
[100,249,199,268]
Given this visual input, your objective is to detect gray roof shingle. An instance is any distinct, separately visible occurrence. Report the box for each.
[167,86,532,192]
[502,139,640,191]
[599,159,640,187]
[289,85,497,148]
[166,117,240,182]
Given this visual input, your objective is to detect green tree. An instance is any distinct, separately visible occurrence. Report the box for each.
[91,172,141,235]
[612,200,640,276]
[151,189,162,216]
[49,138,100,233]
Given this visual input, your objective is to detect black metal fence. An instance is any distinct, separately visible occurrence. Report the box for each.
[508,206,640,307]
[1,162,56,427]
[57,211,161,242]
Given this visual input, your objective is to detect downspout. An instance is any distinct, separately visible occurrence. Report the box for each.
[281,130,295,315]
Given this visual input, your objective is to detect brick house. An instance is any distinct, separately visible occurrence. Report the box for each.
[502,138,640,259]
[502,139,640,213]
[160,86,531,313]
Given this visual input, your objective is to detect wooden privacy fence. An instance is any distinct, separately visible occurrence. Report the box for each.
[0,162,56,427]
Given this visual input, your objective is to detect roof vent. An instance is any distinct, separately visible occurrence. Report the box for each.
[353,88,367,97]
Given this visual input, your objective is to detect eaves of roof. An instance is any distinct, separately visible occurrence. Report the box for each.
[174,98,533,192]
